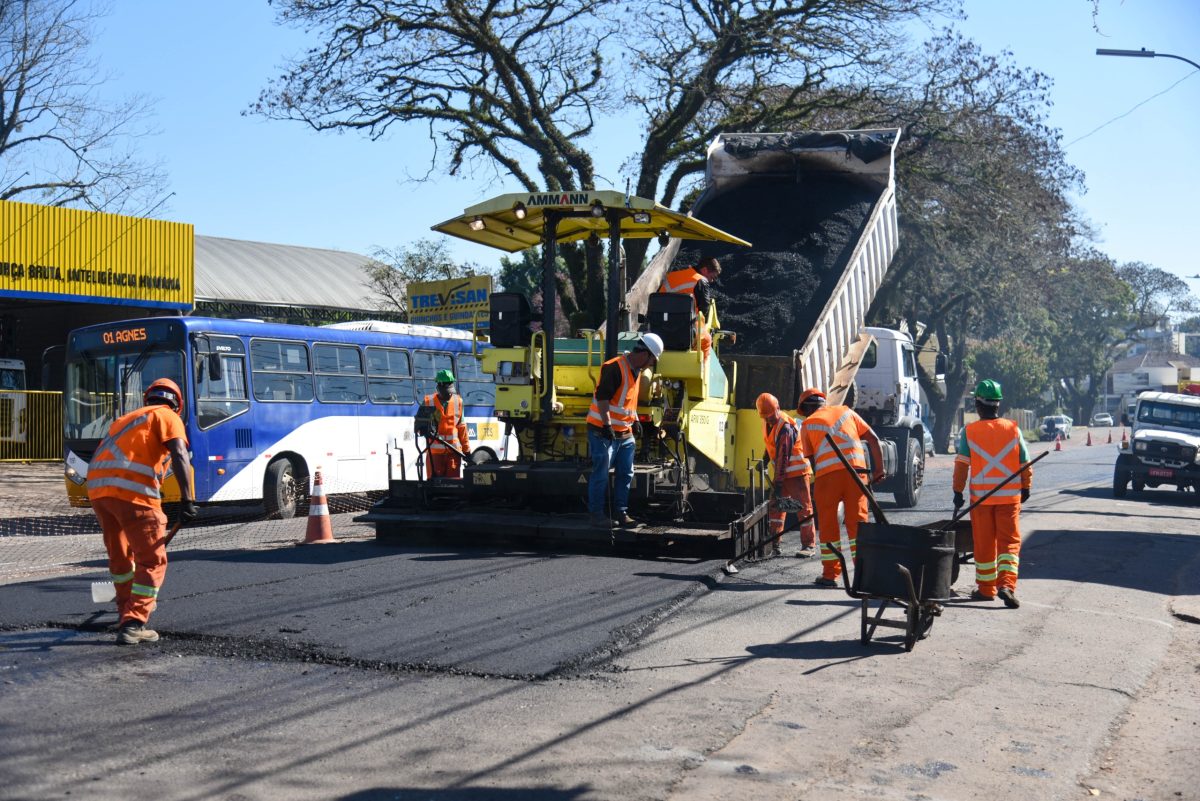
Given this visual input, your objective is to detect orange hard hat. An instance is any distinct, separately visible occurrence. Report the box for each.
[797,387,826,409]
[755,392,780,418]
[144,377,183,415]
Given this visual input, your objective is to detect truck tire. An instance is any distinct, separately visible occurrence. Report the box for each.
[264,458,305,519]
[1112,468,1128,498]
[1132,478,1145,493]
[892,437,924,508]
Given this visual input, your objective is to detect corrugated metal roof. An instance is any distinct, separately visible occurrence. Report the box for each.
[194,235,379,311]
[1111,350,1200,371]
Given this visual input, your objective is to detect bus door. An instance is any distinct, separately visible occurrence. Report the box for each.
[192,335,253,500]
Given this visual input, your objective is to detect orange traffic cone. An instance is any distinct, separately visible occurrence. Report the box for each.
[298,470,336,545]
[1086,430,1093,446]
[1121,428,1129,446]
[1107,429,1113,444]
[1055,433,1063,451]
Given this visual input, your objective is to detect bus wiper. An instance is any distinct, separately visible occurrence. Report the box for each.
[118,343,160,414]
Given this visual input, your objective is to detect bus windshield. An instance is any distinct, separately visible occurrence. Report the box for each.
[0,366,24,390]
[66,349,185,440]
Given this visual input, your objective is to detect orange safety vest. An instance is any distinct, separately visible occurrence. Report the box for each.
[659,267,705,308]
[963,418,1023,505]
[587,355,640,435]
[424,393,468,454]
[801,405,870,478]
[87,405,187,508]
[764,414,811,480]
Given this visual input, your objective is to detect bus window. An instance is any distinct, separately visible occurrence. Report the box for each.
[195,336,249,429]
[365,347,414,404]
[456,353,495,406]
[413,350,454,402]
[314,344,366,404]
[250,339,314,402]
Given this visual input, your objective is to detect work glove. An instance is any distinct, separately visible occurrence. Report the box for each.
[600,424,614,441]
[758,454,770,471]
[1020,487,1030,503]
[871,470,886,486]
[174,501,198,529]
[632,421,643,439]
[952,491,964,511]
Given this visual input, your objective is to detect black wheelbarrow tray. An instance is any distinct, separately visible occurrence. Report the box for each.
[828,522,956,652]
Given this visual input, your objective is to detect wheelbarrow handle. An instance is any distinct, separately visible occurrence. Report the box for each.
[951,449,1049,525]
[163,520,184,547]
[822,432,888,526]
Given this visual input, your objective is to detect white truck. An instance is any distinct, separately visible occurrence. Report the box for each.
[0,357,27,452]
[1112,390,1200,497]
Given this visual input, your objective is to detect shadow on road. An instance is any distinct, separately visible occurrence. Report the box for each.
[338,788,592,801]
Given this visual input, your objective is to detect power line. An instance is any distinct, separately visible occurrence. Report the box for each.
[1067,69,1198,147]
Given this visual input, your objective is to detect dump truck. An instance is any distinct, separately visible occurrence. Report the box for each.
[359,128,908,560]
[1113,390,1200,497]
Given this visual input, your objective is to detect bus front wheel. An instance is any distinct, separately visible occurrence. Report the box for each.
[265,458,305,519]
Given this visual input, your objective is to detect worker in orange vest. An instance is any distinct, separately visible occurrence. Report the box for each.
[798,388,885,586]
[87,378,195,645]
[953,379,1031,608]
[587,333,664,527]
[659,256,720,359]
[423,369,471,478]
[756,393,816,558]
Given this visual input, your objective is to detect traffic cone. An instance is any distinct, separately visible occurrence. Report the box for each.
[298,470,336,545]
[1086,430,1092,446]
[1107,429,1113,444]
[1055,433,1062,452]
[1121,428,1129,446]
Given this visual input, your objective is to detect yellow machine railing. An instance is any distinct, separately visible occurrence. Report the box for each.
[0,391,63,462]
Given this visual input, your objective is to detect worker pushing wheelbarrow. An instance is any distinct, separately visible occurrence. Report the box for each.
[822,431,1047,651]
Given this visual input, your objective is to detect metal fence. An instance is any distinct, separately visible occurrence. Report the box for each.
[0,391,63,462]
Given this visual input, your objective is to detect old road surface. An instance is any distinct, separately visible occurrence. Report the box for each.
[1,435,1198,801]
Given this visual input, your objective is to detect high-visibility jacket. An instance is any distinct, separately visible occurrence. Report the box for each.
[424,393,470,455]
[957,418,1028,505]
[87,405,187,508]
[587,355,640,435]
[801,405,872,478]
[764,414,811,481]
[659,267,706,310]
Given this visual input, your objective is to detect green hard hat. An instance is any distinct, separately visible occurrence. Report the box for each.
[974,378,1003,402]
[435,369,456,384]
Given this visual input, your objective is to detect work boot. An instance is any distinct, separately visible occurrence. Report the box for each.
[116,621,159,645]
[795,545,817,559]
[813,576,838,588]
[969,589,995,602]
[997,587,1020,609]
[613,513,639,528]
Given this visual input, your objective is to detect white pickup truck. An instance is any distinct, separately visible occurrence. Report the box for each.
[1112,391,1200,497]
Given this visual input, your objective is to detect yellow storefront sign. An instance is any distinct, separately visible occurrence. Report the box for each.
[408,275,492,330]
[0,199,193,309]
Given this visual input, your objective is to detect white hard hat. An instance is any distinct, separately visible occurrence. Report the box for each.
[639,332,664,359]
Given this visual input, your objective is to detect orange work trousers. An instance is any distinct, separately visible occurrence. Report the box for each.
[92,496,168,625]
[813,470,869,580]
[769,476,814,547]
[970,502,1021,596]
[427,451,463,479]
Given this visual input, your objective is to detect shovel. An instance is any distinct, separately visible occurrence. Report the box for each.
[91,520,183,604]
[823,432,888,525]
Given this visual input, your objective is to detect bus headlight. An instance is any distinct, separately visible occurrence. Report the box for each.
[64,466,85,485]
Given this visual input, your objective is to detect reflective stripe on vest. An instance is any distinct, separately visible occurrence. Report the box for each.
[805,408,865,475]
[765,416,810,480]
[587,355,639,433]
[965,420,1022,504]
[659,267,702,298]
[424,394,464,453]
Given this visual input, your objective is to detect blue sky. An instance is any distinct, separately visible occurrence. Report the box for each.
[89,1,1199,284]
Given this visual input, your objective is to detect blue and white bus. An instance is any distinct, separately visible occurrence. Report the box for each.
[63,316,514,517]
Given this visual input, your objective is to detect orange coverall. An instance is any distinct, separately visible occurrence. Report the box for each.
[801,406,876,580]
[424,392,471,478]
[763,413,815,548]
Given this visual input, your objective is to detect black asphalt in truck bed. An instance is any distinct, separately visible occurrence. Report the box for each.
[0,539,723,678]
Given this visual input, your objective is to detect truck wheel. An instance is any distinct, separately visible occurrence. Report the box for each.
[265,458,305,519]
[1112,468,1128,498]
[892,437,924,508]
[1132,479,1145,493]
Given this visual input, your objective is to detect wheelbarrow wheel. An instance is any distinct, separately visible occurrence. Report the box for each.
[904,603,919,652]
[918,608,936,640]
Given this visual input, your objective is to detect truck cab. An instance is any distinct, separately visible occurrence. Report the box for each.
[0,357,27,448]
[1113,391,1200,497]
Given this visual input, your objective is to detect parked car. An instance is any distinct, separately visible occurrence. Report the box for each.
[1038,415,1073,441]
[1089,412,1114,427]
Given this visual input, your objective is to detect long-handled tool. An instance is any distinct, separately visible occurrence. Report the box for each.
[823,432,887,525]
[91,520,184,604]
[950,450,1049,525]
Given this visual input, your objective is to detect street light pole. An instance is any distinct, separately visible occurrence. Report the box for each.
[1096,48,1200,72]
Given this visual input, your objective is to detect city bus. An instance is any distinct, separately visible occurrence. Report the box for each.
[63,316,515,517]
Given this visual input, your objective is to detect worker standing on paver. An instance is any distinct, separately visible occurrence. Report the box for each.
[659,256,720,360]
[953,379,1031,608]
[87,378,195,645]
[586,333,663,527]
[424,369,471,478]
[798,388,886,586]
[756,393,816,558]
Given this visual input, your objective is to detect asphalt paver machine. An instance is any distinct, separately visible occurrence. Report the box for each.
[358,189,779,561]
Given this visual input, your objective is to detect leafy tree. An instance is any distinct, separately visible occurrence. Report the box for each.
[364,238,487,319]
[0,0,166,212]
[253,0,956,323]
[969,336,1049,412]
